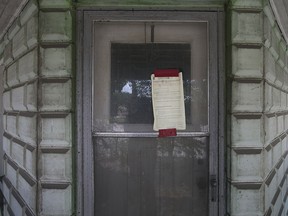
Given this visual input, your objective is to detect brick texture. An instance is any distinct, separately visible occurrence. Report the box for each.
[0,0,74,215]
[228,0,288,215]
[38,1,73,215]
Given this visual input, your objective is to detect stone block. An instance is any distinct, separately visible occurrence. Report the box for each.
[3,69,8,89]
[281,91,286,109]
[264,48,276,83]
[10,193,23,216]
[277,115,284,134]
[264,16,272,43]
[8,20,20,40]
[265,170,278,206]
[231,0,262,8]
[2,181,10,204]
[232,81,263,112]
[273,194,282,216]
[264,149,272,176]
[41,186,72,215]
[232,46,263,78]
[41,151,72,181]
[231,150,263,182]
[26,149,36,177]
[41,80,71,111]
[275,63,284,87]
[3,136,11,155]
[272,87,281,111]
[282,179,287,197]
[265,83,273,112]
[11,141,24,167]
[264,5,275,27]
[18,174,36,212]
[265,115,277,144]
[3,91,11,111]
[18,115,36,144]
[40,46,71,77]
[20,0,38,25]
[279,41,286,67]
[285,66,288,76]
[231,115,263,147]
[276,162,284,186]
[40,114,71,147]
[18,48,37,83]
[4,41,13,65]
[12,27,28,58]
[3,114,7,131]
[0,37,6,56]
[40,11,72,42]
[232,11,263,44]
[7,115,17,137]
[270,27,281,60]
[7,62,18,87]
[25,82,37,111]
[282,73,288,90]
[285,112,288,126]
[12,86,26,111]
[26,16,38,48]
[281,137,287,155]
[6,162,17,188]
[39,0,72,8]
[272,142,282,167]
[231,186,264,215]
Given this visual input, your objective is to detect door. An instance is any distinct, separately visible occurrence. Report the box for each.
[80,11,219,216]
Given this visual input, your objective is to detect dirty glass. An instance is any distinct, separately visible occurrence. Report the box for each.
[94,136,208,216]
[110,43,191,125]
[94,41,208,132]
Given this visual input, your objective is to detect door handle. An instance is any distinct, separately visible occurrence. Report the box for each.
[210,175,217,202]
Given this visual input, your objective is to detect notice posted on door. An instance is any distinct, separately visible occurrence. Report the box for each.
[151,72,186,131]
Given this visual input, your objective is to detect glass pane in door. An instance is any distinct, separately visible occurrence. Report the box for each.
[94,137,208,216]
[92,21,210,216]
[110,43,191,125]
[93,22,208,133]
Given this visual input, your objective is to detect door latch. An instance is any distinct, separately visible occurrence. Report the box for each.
[210,175,217,202]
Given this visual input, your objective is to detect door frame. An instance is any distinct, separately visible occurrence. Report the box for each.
[76,10,225,216]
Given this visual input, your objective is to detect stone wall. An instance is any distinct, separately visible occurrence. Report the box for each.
[263,1,288,215]
[228,0,288,215]
[38,0,73,215]
[0,1,39,214]
[0,0,74,215]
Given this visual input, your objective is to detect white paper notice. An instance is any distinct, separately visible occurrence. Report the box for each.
[151,72,186,131]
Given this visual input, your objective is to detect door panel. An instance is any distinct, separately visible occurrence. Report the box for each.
[94,137,208,216]
[92,20,212,216]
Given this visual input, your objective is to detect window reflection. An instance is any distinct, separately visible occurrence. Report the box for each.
[121,81,133,94]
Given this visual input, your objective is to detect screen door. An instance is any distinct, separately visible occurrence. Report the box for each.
[82,12,220,216]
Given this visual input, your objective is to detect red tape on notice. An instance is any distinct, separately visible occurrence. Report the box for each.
[158,128,177,137]
[154,69,179,77]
